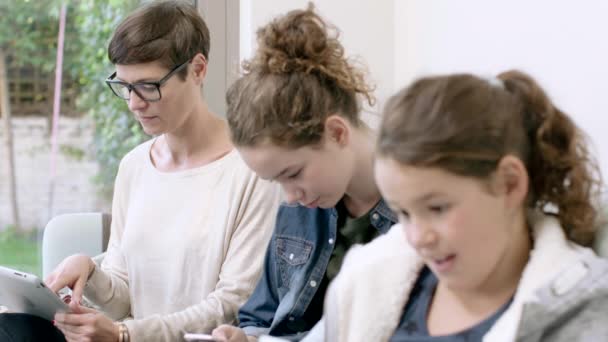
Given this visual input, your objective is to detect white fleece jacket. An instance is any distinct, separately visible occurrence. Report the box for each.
[309,212,608,342]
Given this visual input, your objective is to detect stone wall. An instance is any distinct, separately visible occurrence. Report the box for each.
[0,116,108,230]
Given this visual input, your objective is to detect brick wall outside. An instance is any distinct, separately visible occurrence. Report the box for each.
[0,116,109,230]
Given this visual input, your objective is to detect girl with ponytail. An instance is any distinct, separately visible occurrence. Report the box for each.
[319,71,607,341]
[212,4,397,342]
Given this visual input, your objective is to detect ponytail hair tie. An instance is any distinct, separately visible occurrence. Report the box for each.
[486,76,504,89]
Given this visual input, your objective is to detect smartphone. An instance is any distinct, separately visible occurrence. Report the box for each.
[183,333,218,341]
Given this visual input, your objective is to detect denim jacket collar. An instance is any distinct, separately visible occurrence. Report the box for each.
[238,198,398,338]
[365,198,397,234]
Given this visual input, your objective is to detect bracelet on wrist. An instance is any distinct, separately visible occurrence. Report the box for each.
[117,322,130,342]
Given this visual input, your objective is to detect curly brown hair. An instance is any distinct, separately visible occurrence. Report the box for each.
[226,3,374,148]
[378,70,602,246]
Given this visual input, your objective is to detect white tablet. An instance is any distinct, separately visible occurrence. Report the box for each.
[0,265,69,321]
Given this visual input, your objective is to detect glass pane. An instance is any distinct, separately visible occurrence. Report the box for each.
[1,1,140,280]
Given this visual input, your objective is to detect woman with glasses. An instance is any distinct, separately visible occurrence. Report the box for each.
[0,1,281,341]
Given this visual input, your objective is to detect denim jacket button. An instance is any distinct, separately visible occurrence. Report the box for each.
[289,253,294,260]
[310,280,317,287]
[328,238,334,245]
[372,213,380,221]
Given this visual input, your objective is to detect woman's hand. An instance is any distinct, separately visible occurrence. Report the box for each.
[54,304,119,342]
[212,325,255,342]
[45,254,96,305]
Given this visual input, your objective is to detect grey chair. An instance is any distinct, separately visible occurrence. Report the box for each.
[42,213,111,278]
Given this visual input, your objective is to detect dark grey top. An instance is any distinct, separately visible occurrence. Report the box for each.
[390,268,512,342]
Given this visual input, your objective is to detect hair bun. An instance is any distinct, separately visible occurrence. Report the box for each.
[246,4,343,75]
[242,3,374,106]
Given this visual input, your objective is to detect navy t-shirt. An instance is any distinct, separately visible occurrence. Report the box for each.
[389,268,512,342]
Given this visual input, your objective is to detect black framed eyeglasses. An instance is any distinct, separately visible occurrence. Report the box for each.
[105,59,191,102]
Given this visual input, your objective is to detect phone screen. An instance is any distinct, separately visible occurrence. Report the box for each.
[183,333,217,341]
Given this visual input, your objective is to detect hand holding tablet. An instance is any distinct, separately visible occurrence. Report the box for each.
[0,266,69,321]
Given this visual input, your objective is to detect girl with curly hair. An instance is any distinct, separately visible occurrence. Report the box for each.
[212,5,397,342]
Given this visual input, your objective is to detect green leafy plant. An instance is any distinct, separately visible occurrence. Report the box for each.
[2,0,145,201]
[60,144,85,161]
[71,0,146,199]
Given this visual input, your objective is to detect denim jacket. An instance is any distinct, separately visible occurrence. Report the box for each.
[238,199,397,339]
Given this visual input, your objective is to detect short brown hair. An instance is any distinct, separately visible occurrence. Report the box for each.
[378,70,602,246]
[108,0,210,80]
[226,4,374,148]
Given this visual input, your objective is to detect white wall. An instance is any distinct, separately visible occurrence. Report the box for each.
[241,0,607,182]
[241,0,394,128]
[198,0,241,117]
[394,0,608,181]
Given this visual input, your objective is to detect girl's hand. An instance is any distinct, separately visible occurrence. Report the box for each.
[212,325,254,342]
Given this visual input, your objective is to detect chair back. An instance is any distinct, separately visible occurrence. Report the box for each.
[42,213,111,277]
